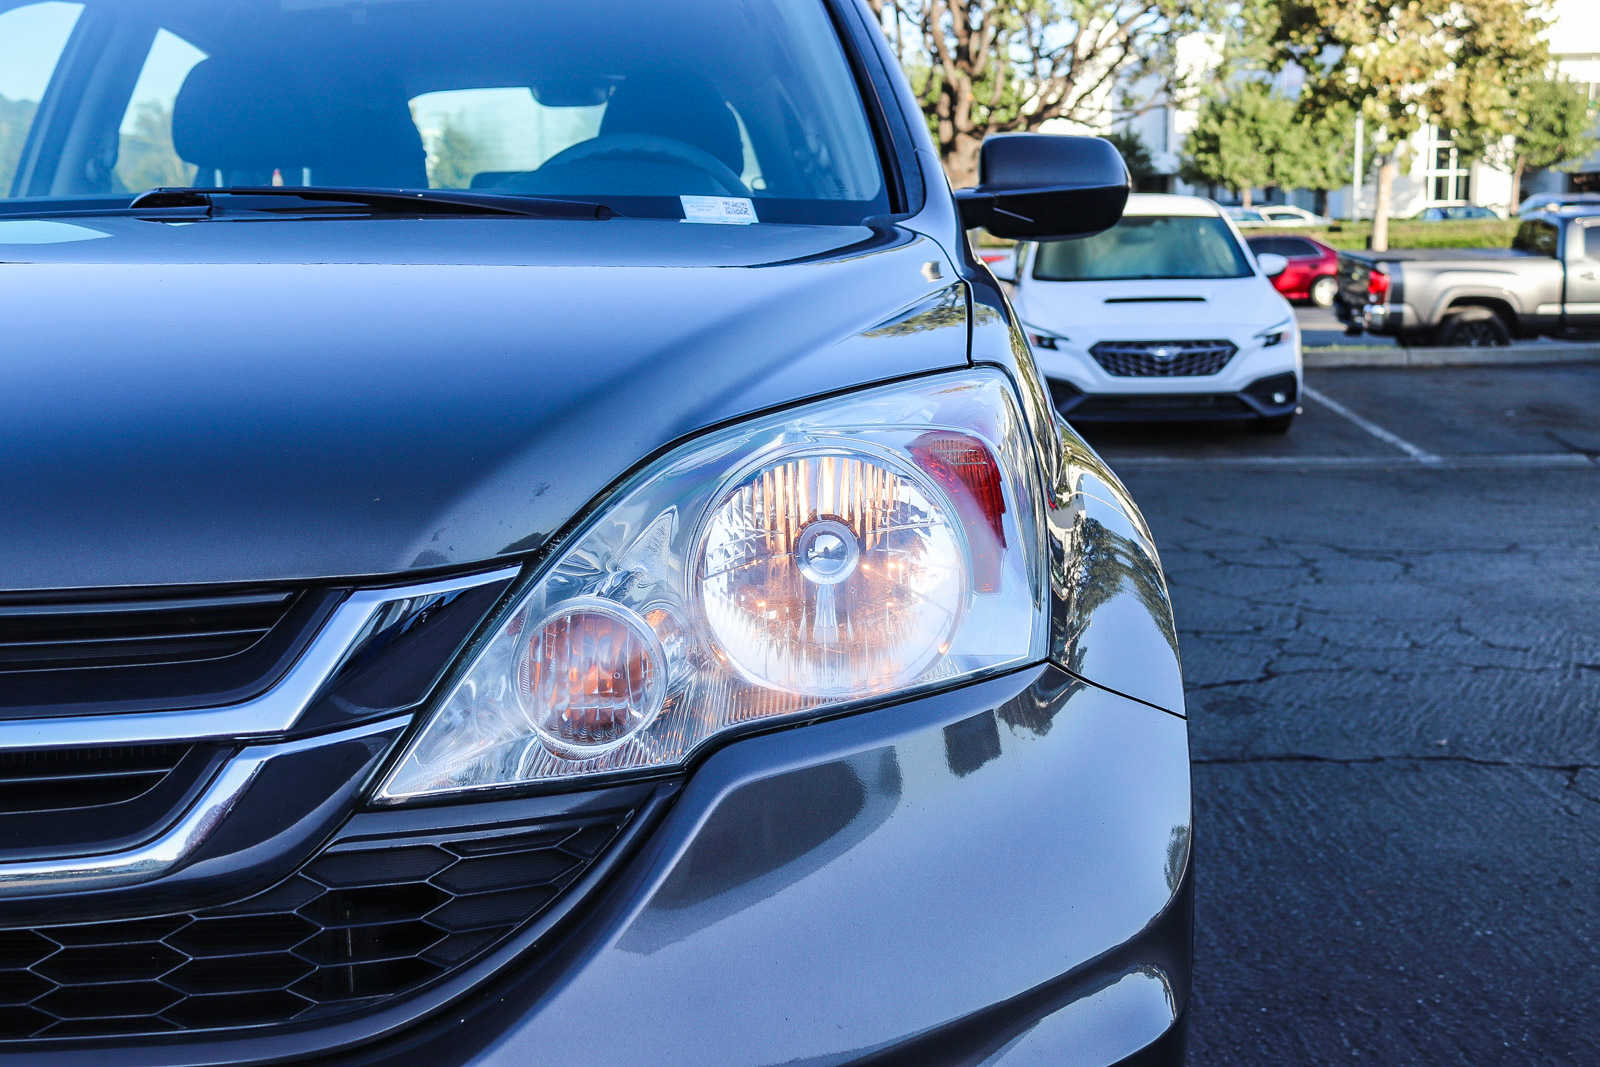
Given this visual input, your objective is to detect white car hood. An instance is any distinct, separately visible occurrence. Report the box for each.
[1015,275,1290,343]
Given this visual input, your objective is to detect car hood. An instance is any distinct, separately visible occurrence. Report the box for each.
[0,216,965,591]
[1014,275,1290,342]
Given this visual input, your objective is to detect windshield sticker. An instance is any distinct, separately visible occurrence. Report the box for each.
[681,196,758,226]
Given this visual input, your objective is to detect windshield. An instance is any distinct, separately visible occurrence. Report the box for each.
[1032,215,1254,282]
[0,0,888,224]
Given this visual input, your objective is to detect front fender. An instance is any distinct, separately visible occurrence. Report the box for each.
[1044,423,1185,715]
[968,278,1185,716]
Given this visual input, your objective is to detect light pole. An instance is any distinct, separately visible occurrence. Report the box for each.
[1352,114,1365,221]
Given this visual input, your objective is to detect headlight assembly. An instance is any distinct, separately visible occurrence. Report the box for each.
[376,369,1047,802]
[1255,318,1293,348]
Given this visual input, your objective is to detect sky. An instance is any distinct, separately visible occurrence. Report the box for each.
[2,2,206,133]
[0,2,81,102]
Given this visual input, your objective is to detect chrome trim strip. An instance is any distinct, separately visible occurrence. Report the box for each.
[0,566,520,751]
[0,717,407,898]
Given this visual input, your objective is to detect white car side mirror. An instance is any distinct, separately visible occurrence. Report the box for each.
[1256,252,1288,278]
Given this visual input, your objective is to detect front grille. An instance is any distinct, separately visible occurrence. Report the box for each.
[0,586,341,721]
[0,811,631,1040]
[0,744,192,816]
[1088,339,1238,377]
[0,591,299,675]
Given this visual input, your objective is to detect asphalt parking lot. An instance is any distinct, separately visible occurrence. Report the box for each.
[1295,303,1393,348]
[1076,363,1599,1063]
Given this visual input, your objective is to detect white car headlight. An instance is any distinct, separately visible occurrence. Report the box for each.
[376,369,1048,802]
[1255,317,1294,348]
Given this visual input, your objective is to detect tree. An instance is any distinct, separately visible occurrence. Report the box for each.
[1495,75,1600,210]
[115,101,195,193]
[1180,81,1300,206]
[1102,129,1158,190]
[423,119,483,190]
[864,1,1217,187]
[1283,101,1356,210]
[0,94,39,192]
[1268,0,1551,251]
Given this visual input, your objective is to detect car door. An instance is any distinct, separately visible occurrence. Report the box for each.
[1564,218,1600,335]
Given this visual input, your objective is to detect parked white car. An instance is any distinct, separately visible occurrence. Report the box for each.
[998,194,1303,433]
[1227,204,1331,227]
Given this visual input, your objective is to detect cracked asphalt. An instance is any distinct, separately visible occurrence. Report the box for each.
[1077,363,1600,1064]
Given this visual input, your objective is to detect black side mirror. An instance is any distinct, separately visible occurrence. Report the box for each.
[954,134,1131,241]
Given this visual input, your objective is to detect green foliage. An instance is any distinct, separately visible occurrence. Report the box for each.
[1101,130,1158,189]
[1268,0,1551,159]
[975,218,1518,252]
[0,94,39,193]
[1499,75,1600,174]
[1268,219,1519,250]
[1285,100,1356,194]
[1180,81,1301,200]
[1266,0,1549,248]
[115,101,195,193]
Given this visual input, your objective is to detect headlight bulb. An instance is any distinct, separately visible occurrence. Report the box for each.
[696,448,968,698]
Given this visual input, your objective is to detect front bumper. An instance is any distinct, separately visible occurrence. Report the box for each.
[1031,333,1300,398]
[357,666,1191,1066]
[1335,299,1414,336]
[2,666,1189,1067]
[1050,371,1301,423]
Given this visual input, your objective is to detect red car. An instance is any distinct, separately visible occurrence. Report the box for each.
[1247,234,1339,307]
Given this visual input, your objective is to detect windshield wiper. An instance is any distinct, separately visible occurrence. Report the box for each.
[127,186,617,220]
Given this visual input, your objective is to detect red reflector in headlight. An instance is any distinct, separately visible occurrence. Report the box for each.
[911,432,1007,593]
[1367,269,1390,298]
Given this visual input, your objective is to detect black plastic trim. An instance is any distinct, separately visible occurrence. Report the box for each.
[0,781,675,1064]
[0,587,344,721]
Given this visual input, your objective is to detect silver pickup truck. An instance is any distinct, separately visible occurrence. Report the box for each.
[1335,208,1600,345]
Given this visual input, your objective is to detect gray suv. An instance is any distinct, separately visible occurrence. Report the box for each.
[0,1,1190,1063]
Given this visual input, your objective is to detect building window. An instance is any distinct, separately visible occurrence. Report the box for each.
[1424,127,1472,203]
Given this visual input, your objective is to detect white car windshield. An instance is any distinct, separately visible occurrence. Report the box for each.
[0,0,888,224]
[1032,215,1254,282]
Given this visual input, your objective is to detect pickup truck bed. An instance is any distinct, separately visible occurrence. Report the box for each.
[1335,210,1600,345]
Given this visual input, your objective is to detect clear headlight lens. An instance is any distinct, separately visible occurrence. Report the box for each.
[1256,317,1293,348]
[699,445,968,697]
[376,369,1046,802]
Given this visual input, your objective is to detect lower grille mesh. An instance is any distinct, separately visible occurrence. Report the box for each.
[0,812,631,1040]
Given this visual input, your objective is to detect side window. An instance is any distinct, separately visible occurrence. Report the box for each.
[1287,238,1319,257]
[409,88,604,189]
[1577,222,1600,263]
[0,1,83,196]
[113,29,206,194]
[1512,220,1557,258]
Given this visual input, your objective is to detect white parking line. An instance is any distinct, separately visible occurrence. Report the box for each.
[1301,384,1441,464]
